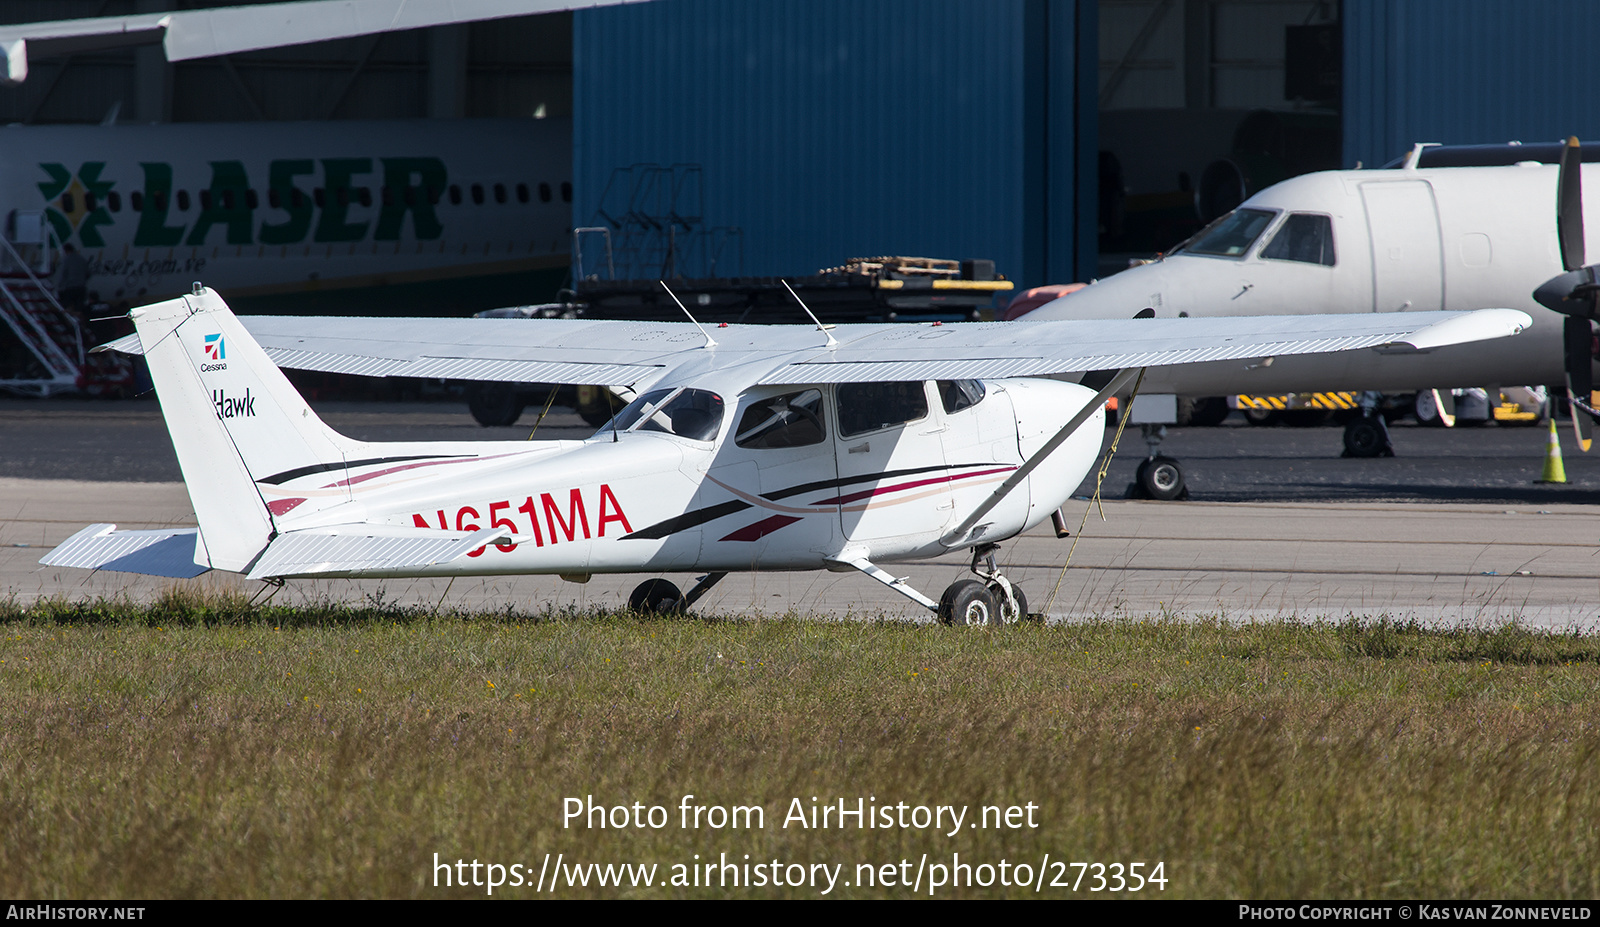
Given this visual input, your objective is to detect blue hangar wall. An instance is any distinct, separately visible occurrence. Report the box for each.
[1343,0,1600,168]
[573,0,1096,290]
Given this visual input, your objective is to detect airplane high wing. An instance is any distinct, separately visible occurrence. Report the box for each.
[95,305,1532,388]
[54,290,1529,625]
[0,0,636,83]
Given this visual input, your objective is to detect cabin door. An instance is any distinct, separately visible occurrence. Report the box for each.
[1362,180,1444,312]
[832,381,953,543]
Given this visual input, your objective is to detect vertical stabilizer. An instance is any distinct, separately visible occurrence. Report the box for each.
[130,287,356,572]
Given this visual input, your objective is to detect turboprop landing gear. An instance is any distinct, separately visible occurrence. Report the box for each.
[1341,391,1394,458]
[1125,424,1189,501]
[627,572,727,613]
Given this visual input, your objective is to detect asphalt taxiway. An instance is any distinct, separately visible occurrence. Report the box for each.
[3,399,1597,629]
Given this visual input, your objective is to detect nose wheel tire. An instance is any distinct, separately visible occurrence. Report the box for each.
[938,580,1001,626]
[1134,456,1188,501]
[1342,417,1393,458]
[628,579,682,614]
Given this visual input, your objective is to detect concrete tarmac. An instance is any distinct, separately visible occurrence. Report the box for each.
[2,399,1598,629]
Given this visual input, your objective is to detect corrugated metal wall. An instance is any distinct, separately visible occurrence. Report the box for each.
[1344,0,1600,168]
[574,0,1095,288]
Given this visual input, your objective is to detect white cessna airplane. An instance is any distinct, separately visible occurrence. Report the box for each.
[40,286,1526,623]
[1016,139,1600,495]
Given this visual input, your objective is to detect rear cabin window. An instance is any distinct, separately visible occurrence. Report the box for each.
[1260,213,1336,266]
[837,382,928,438]
[736,389,826,449]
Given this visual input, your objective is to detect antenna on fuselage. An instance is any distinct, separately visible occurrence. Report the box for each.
[660,281,717,348]
[782,279,838,350]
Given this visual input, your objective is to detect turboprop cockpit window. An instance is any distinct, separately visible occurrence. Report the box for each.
[599,387,725,442]
[1260,213,1336,266]
[837,382,929,438]
[736,389,826,449]
[1180,207,1276,257]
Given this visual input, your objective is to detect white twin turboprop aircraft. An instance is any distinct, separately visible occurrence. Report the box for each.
[43,287,1528,624]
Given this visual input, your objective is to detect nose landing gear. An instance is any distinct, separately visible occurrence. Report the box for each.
[937,543,1033,625]
[1125,424,1190,500]
[1341,391,1395,458]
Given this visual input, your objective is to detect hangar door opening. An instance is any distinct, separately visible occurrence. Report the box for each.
[1096,0,1342,276]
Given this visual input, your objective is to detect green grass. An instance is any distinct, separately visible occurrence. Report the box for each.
[3,589,1598,898]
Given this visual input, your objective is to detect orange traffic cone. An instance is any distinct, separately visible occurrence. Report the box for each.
[1536,417,1567,484]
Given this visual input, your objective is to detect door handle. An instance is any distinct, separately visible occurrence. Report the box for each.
[848,442,870,454]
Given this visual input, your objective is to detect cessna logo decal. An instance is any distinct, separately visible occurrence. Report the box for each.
[213,388,256,420]
[200,333,227,371]
[38,156,448,249]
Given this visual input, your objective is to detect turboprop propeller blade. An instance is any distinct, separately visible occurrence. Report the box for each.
[1535,136,1599,451]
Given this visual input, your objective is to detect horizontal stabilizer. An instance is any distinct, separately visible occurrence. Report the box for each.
[40,524,209,578]
[246,525,514,580]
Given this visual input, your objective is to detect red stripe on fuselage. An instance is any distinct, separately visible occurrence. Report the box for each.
[719,514,803,542]
[320,452,521,489]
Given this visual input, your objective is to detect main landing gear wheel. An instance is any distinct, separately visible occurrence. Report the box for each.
[1132,456,1187,501]
[466,382,525,427]
[628,578,682,614]
[938,580,1001,626]
[1341,417,1393,458]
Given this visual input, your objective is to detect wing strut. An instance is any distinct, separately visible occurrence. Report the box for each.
[829,556,939,611]
[940,367,1143,548]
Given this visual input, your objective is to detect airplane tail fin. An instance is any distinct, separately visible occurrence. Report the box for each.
[130,286,358,572]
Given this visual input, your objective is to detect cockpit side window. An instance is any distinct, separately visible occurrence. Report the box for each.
[1260,212,1336,266]
[596,387,725,442]
[937,379,986,414]
[837,382,928,438]
[735,389,826,449]
[1178,207,1277,257]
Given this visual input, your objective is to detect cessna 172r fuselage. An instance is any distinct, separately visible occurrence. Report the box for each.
[1,118,572,311]
[41,286,1528,624]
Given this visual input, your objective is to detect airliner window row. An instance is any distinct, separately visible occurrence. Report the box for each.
[64,181,573,214]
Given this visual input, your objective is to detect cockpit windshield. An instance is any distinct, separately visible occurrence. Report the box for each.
[593,387,725,442]
[1175,207,1277,258]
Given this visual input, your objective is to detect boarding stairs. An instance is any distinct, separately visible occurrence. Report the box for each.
[0,234,82,397]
